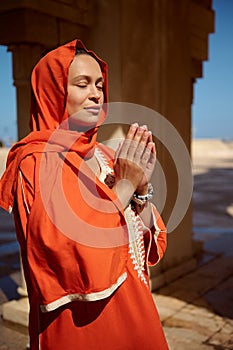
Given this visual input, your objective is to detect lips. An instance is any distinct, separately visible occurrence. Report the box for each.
[84,106,102,115]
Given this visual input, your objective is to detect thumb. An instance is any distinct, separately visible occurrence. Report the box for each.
[114,139,124,165]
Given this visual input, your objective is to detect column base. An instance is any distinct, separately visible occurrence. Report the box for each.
[150,257,198,291]
[2,297,29,327]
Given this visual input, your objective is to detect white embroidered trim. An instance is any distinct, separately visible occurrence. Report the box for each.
[143,204,166,266]
[40,272,127,313]
[124,207,148,285]
[19,170,30,215]
[151,206,161,239]
[94,147,113,183]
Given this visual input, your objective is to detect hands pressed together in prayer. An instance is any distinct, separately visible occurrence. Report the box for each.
[112,123,156,214]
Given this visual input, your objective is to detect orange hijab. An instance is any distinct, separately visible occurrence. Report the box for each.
[0,39,108,212]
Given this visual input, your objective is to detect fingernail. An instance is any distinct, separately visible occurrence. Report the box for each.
[131,123,138,128]
[143,131,151,137]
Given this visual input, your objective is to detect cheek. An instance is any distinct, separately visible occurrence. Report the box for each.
[67,87,85,114]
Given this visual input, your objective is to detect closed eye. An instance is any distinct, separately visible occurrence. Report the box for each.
[96,84,104,91]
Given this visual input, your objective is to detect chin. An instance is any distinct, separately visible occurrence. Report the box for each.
[68,110,101,132]
[68,119,98,132]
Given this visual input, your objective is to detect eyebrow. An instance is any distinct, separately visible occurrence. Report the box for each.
[72,75,104,83]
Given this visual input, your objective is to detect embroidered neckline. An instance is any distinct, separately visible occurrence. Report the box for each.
[94,147,113,183]
[94,147,148,286]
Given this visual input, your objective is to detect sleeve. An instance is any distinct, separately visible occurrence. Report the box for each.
[13,155,36,242]
[13,151,130,310]
[142,203,167,267]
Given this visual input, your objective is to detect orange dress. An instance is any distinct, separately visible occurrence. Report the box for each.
[0,39,169,349]
[11,143,168,350]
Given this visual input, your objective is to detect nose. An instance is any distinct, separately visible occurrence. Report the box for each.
[89,85,101,103]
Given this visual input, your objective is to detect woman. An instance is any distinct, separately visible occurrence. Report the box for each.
[0,40,169,349]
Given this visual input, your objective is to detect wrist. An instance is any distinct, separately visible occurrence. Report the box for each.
[132,183,154,205]
[136,184,148,196]
[112,179,135,209]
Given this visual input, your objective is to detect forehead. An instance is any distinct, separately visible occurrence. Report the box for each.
[69,54,103,78]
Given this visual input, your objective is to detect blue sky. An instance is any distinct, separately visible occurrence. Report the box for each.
[0,46,17,143]
[0,0,232,142]
[192,0,233,139]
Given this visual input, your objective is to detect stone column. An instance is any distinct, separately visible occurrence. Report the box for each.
[88,0,213,289]
[8,44,45,140]
[17,257,28,297]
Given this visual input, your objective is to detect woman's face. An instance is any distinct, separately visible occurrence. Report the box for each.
[67,54,104,130]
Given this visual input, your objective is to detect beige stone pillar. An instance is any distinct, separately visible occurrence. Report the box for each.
[88,0,213,289]
[2,262,30,328]
[17,257,28,297]
[8,44,44,140]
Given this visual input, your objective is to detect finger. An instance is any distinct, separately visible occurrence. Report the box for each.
[141,130,152,147]
[126,126,145,160]
[147,142,157,167]
[129,128,150,162]
[116,124,140,161]
[126,138,139,161]
[147,130,153,144]
[130,139,147,163]
[151,141,156,155]
[117,138,132,159]
[114,140,124,164]
[126,123,139,140]
[141,145,151,166]
[132,125,147,144]
[141,142,156,166]
[124,124,146,161]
